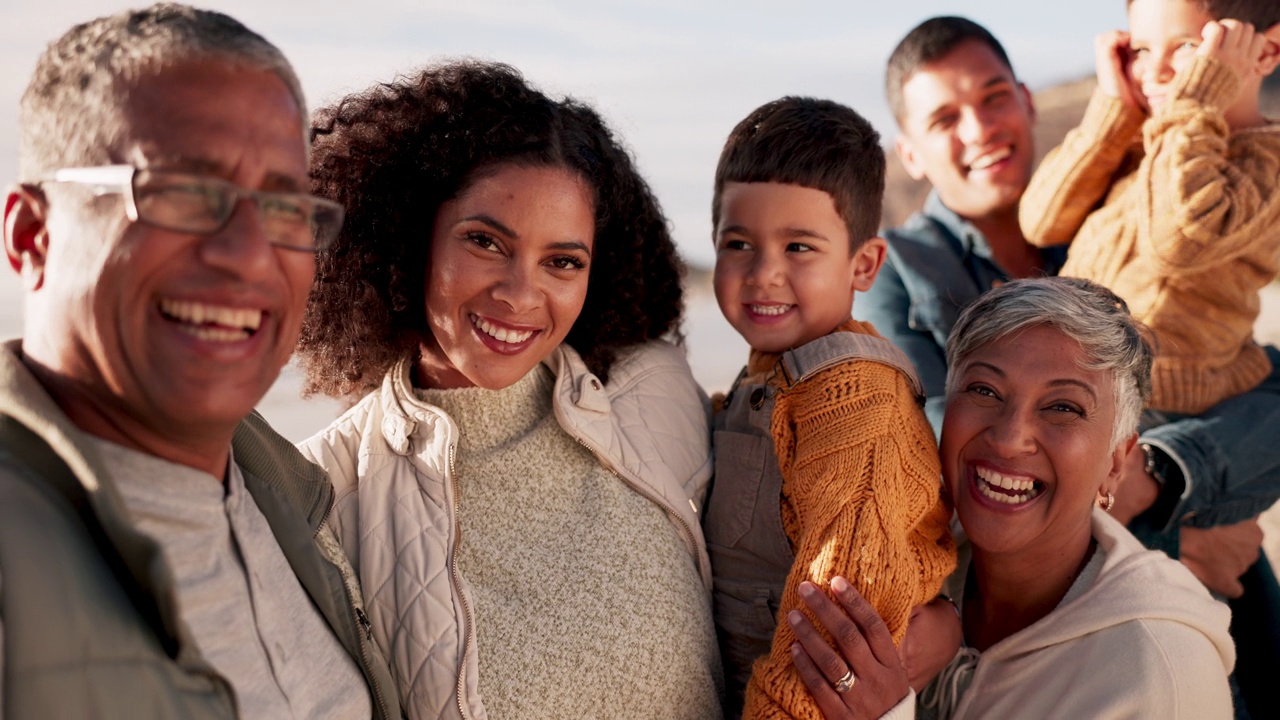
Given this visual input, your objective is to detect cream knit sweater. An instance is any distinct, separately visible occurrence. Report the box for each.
[1021,56,1280,413]
[419,366,720,720]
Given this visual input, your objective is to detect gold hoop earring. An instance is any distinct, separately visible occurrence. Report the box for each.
[1099,491,1115,512]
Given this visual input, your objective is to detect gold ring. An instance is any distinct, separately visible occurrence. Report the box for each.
[834,669,856,693]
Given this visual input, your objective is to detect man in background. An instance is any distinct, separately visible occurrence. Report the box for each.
[860,15,1278,718]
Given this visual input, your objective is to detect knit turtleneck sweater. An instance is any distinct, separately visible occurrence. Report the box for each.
[1021,56,1280,413]
[740,319,956,720]
[418,365,721,720]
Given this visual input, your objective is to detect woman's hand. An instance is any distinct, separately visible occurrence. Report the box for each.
[788,578,911,719]
[900,597,962,692]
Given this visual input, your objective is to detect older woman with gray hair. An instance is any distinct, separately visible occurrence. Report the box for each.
[787,277,1235,719]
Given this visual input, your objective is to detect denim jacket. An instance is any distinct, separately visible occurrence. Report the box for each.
[854,192,1065,436]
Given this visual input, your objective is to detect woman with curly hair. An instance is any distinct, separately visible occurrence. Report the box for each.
[295,60,722,720]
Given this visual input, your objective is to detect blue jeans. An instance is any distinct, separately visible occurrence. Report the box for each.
[1131,345,1280,556]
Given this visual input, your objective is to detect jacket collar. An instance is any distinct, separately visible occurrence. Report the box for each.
[378,346,615,456]
[922,191,1068,275]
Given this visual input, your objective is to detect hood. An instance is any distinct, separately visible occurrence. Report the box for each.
[980,509,1234,674]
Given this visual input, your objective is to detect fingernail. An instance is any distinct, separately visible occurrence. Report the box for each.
[798,582,815,598]
[832,576,850,593]
[788,610,804,626]
[790,643,801,657]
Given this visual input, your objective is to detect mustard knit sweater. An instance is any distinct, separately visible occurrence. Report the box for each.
[742,320,956,720]
[1020,57,1280,414]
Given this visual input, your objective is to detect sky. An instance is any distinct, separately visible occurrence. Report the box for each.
[1,0,1127,269]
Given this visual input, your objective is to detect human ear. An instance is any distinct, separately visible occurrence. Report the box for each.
[850,236,888,292]
[894,135,927,181]
[1103,432,1139,499]
[1019,82,1037,122]
[4,185,49,291]
[1257,23,1280,76]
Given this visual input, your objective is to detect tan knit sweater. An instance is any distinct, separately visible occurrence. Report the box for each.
[420,366,721,720]
[1020,56,1280,414]
[742,320,956,720]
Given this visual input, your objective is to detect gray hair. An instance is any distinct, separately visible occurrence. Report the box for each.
[18,3,305,180]
[945,277,1153,449]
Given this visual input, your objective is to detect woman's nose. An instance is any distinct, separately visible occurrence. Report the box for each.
[491,264,541,311]
[986,408,1036,456]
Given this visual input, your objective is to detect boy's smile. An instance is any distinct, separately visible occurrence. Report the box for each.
[712,182,884,353]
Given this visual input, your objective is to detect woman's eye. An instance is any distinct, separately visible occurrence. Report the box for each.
[1047,402,1084,416]
[966,384,998,399]
[548,255,587,271]
[463,233,496,252]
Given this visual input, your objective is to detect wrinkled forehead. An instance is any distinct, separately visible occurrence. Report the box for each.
[115,60,309,190]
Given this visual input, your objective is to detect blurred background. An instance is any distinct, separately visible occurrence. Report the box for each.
[0,0,1132,431]
[3,0,1278,571]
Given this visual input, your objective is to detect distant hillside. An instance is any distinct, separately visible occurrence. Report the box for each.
[881,73,1280,228]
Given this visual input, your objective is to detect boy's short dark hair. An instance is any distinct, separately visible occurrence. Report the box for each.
[885,16,1016,125]
[712,97,884,252]
[1128,0,1280,29]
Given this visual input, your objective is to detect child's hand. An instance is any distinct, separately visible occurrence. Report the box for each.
[900,597,962,692]
[1095,30,1143,111]
[1197,19,1267,93]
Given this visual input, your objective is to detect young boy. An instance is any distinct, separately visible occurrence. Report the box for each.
[704,97,955,719]
[1023,0,1280,418]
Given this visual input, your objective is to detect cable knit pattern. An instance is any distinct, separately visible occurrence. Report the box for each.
[418,367,721,720]
[1021,56,1280,413]
[742,320,956,720]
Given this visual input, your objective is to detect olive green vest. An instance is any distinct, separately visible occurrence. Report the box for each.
[0,342,398,719]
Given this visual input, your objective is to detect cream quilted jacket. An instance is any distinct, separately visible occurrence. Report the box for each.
[297,341,714,720]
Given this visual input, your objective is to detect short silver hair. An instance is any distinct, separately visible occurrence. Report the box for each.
[945,277,1153,449]
[18,3,305,180]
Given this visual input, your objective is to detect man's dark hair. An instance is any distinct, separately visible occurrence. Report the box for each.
[712,97,885,251]
[885,16,1016,125]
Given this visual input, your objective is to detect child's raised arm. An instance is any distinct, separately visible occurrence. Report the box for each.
[1020,31,1146,248]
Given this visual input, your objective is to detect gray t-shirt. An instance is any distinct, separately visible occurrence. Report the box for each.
[87,437,372,719]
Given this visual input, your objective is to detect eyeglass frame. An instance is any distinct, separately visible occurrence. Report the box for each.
[37,164,344,252]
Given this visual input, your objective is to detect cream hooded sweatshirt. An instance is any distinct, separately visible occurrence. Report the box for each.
[923,509,1234,719]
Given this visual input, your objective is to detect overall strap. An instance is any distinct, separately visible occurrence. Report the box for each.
[0,415,176,656]
[777,332,926,400]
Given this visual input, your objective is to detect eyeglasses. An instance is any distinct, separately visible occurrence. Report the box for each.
[40,165,344,252]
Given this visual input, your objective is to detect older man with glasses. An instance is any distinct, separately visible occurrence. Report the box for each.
[0,4,397,718]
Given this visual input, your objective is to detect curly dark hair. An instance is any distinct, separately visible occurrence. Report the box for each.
[298,60,685,398]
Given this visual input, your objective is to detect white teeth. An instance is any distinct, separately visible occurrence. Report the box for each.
[974,467,1041,505]
[173,324,252,342]
[472,315,534,344]
[159,299,263,333]
[751,304,791,316]
[970,147,1012,170]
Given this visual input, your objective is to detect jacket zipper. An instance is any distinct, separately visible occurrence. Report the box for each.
[315,493,392,720]
[448,441,476,720]
[571,435,708,583]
